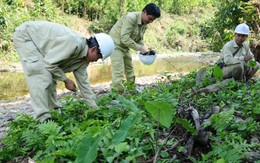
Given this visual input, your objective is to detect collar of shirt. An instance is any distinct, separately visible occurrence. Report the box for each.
[137,12,147,31]
[79,39,88,58]
[137,12,142,25]
[231,39,245,48]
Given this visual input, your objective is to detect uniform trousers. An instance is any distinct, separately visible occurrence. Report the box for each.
[13,24,61,122]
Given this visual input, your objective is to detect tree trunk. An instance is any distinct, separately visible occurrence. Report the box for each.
[62,0,65,13]
[82,2,86,19]
[120,0,126,17]
[252,2,260,33]
[250,2,260,62]
[251,40,260,63]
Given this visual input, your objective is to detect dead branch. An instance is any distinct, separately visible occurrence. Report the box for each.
[191,79,232,96]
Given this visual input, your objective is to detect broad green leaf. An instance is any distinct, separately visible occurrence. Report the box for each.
[253,107,260,114]
[238,124,247,131]
[160,151,169,158]
[177,146,185,152]
[213,65,223,80]
[216,158,226,163]
[115,142,128,153]
[75,134,101,163]
[125,151,145,161]
[248,60,256,68]
[107,156,115,163]
[112,114,141,145]
[117,96,139,111]
[144,101,175,128]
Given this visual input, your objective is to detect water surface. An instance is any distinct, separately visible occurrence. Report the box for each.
[0,55,213,100]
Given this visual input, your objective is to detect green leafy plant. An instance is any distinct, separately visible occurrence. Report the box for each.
[213,65,223,80]
[248,60,256,68]
[144,101,176,128]
[75,134,101,163]
[1,68,260,162]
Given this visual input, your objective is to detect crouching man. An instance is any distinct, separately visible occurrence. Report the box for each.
[13,21,115,122]
[220,23,259,81]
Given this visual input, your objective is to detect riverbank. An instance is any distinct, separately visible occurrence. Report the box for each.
[0,52,220,72]
[0,74,172,141]
[0,52,219,141]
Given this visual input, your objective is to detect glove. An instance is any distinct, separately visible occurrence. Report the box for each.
[142,50,156,56]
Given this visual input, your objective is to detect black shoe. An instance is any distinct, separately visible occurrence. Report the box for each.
[42,117,52,123]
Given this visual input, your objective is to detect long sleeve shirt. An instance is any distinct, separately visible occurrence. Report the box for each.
[109,12,147,52]
[23,21,96,106]
[220,40,255,65]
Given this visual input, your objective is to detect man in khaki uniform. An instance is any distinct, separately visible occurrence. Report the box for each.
[13,21,114,122]
[109,3,161,93]
[220,23,259,81]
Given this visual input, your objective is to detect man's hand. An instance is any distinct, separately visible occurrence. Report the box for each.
[64,79,77,92]
[244,55,252,62]
[142,50,156,55]
[139,47,147,54]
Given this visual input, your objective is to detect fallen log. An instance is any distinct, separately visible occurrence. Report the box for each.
[191,79,232,96]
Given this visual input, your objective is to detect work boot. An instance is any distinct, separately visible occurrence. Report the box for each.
[111,86,125,94]
[42,117,52,123]
[37,113,52,123]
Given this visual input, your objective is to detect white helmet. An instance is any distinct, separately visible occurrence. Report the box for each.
[234,23,250,35]
[138,53,157,65]
[94,33,115,60]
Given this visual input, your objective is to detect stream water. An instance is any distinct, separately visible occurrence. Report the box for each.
[0,54,216,100]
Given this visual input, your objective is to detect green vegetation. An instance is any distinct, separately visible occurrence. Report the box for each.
[201,0,260,51]
[1,0,259,63]
[0,66,259,162]
[0,0,260,162]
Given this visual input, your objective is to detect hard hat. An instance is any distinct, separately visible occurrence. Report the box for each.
[94,33,115,60]
[138,53,157,65]
[234,23,250,35]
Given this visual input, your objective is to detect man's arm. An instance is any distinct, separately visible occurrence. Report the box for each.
[120,14,143,51]
[136,27,147,54]
[73,64,97,107]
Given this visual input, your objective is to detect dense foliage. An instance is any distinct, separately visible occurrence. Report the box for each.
[0,0,65,62]
[1,0,259,62]
[0,67,259,162]
[0,0,215,62]
[201,0,260,51]
[0,0,259,162]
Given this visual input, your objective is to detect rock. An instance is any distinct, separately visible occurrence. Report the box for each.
[0,114,6,119]
[250,137,259,144]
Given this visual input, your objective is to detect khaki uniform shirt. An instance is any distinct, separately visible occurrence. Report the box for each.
[221,40,254,65]
[23,21,96,105]
[109,12,146,52]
